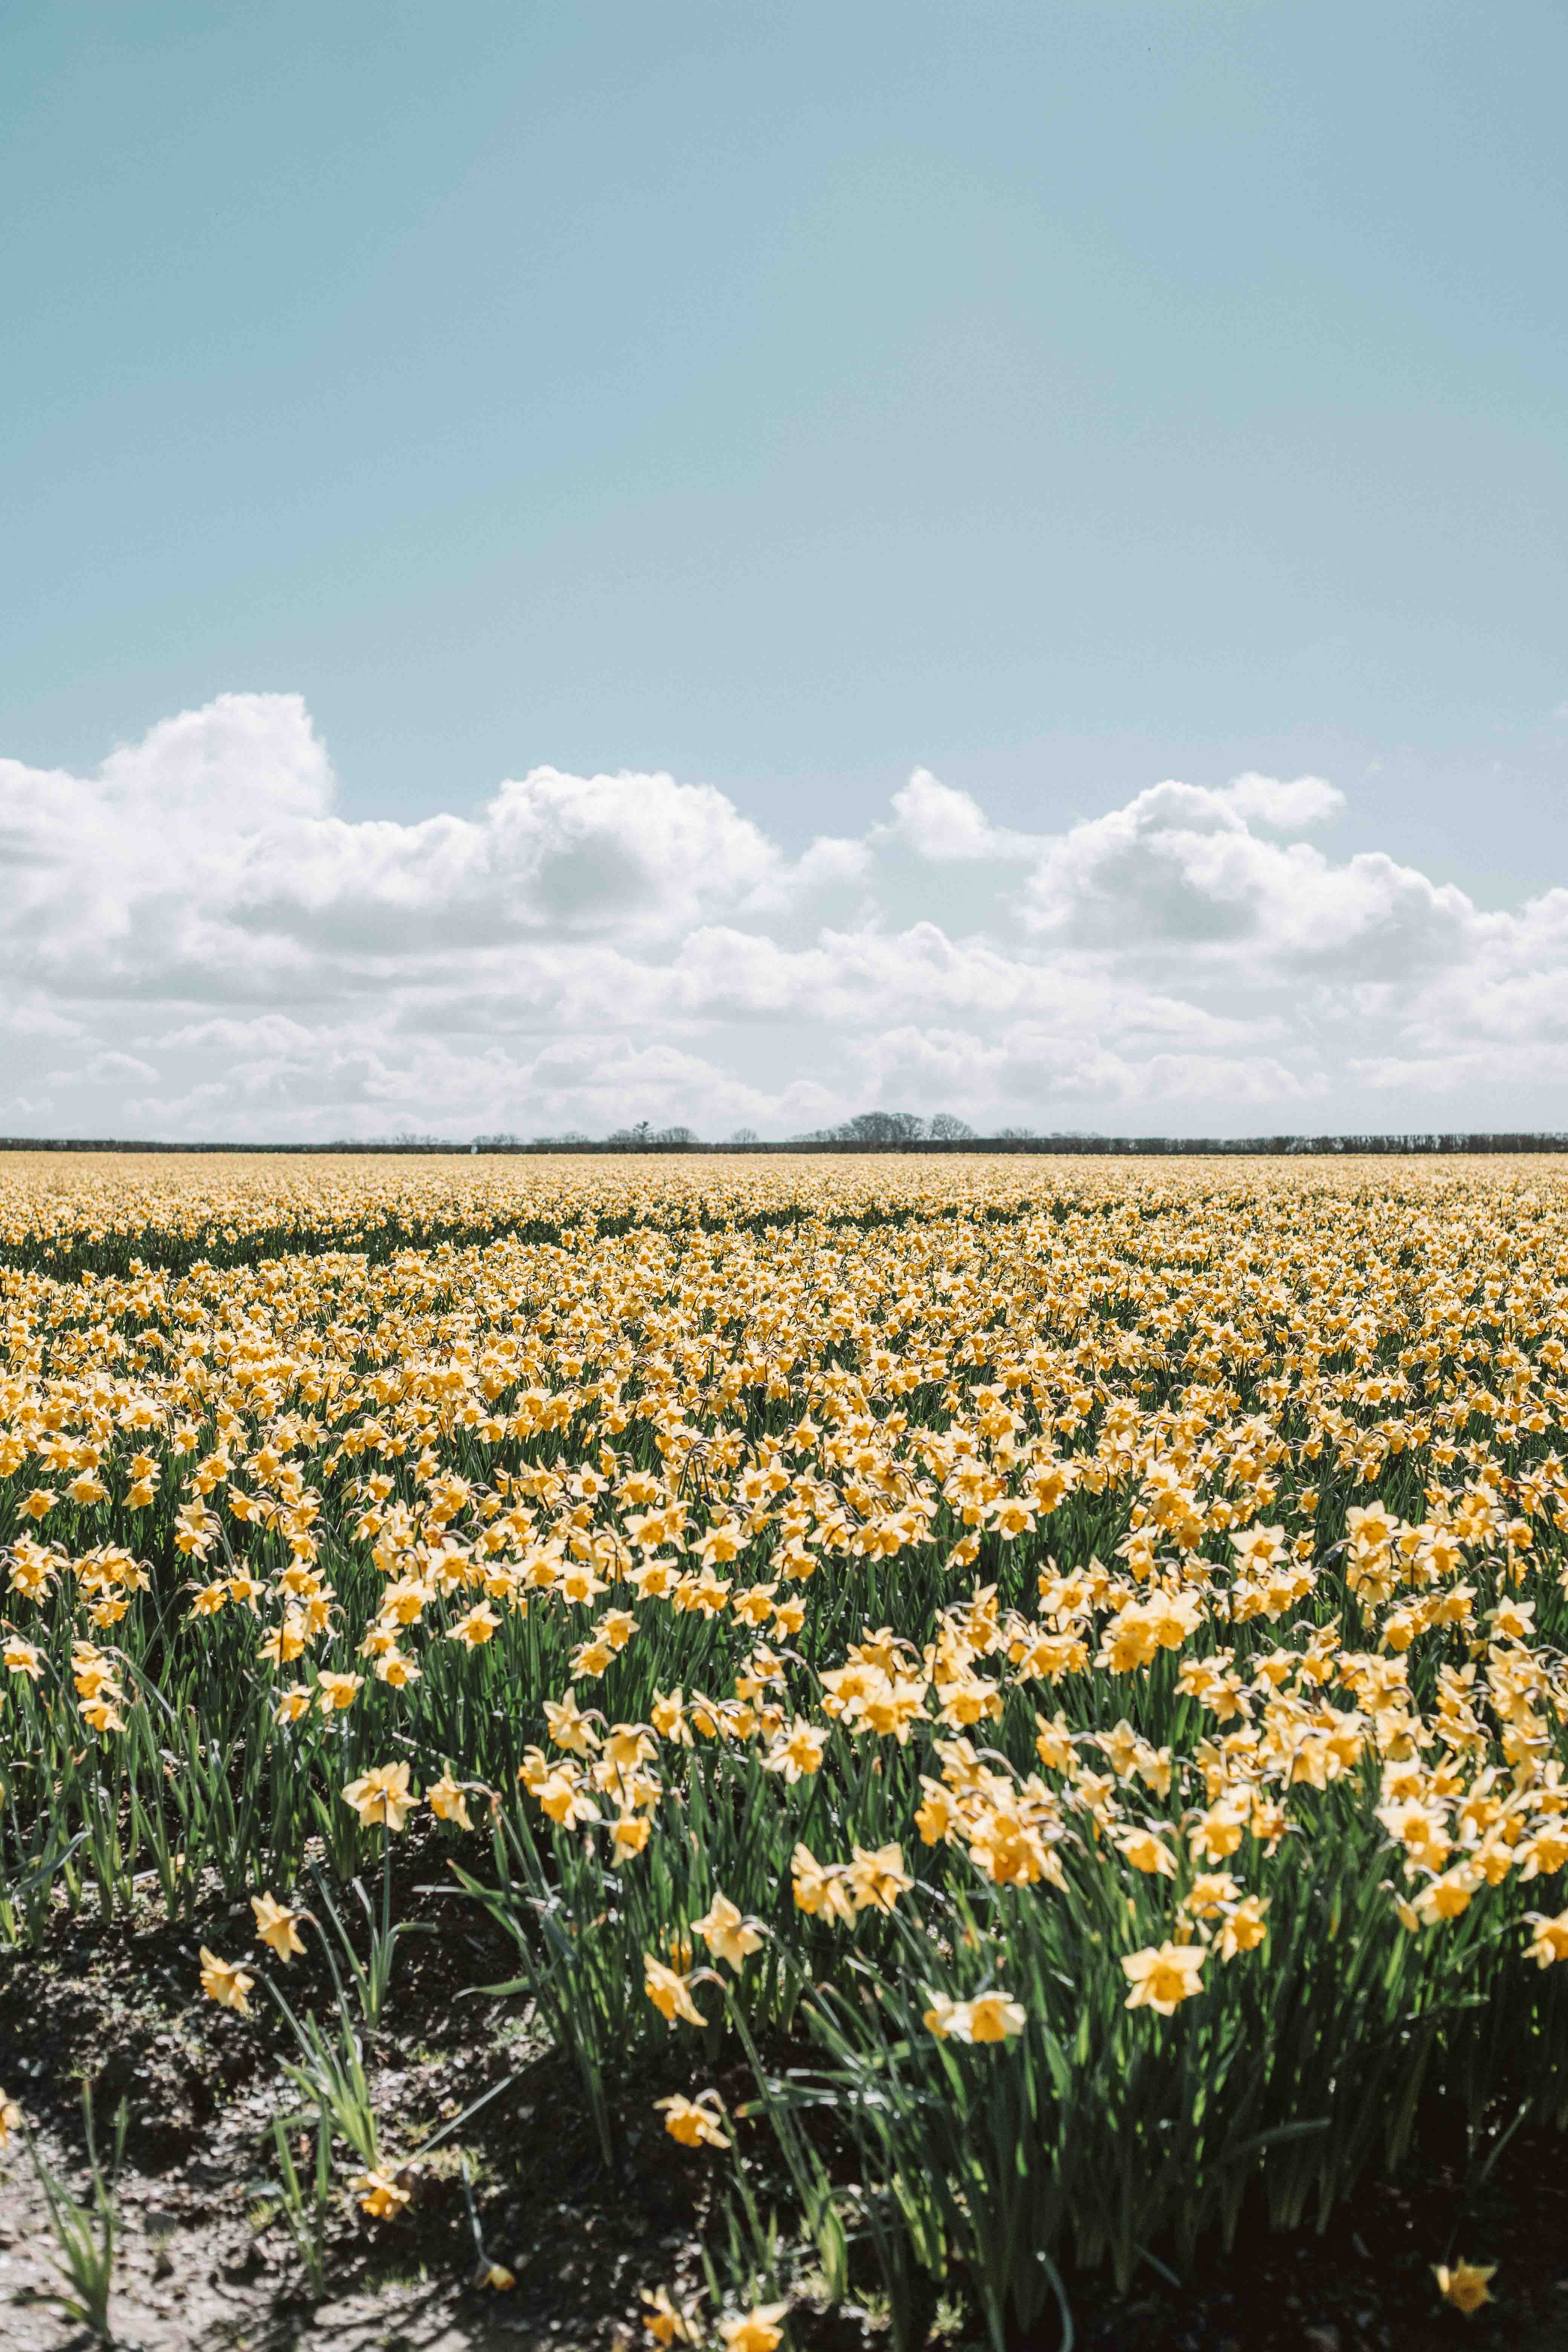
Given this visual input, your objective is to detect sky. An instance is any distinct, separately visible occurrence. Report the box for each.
[2,1,1565,1141]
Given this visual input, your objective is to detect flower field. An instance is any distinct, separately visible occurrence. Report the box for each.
[2,1151,1567,2347]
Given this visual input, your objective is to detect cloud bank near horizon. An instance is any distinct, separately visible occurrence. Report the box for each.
[2,693,1565,1142]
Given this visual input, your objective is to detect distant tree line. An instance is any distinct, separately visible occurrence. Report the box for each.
[11,1129,1568,1156]
[789,1110,975,1143]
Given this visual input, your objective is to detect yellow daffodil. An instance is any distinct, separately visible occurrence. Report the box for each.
[922,1989,1025,2044]
[352,2168,412,2219]
[643,1955,705,2026]
[1121,1941,1207,2015]
[845,1842,913,1913]
[691,1892,764,1971]
[251,1891,306,1961]
[1215,1895,1270,1960]
[1523,1908,1568,1967]
[341,1761,416,1831]
[1433,2260,1496,2314]
[447,1602,500,1648]
[199,1947,254,2014]
[641,2285,695,2344]
[718,2307,787,2352]
[427,1772,473,1829]
[654,2090,730,2148]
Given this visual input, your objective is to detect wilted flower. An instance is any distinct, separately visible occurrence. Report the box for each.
[353,2168,412,2219]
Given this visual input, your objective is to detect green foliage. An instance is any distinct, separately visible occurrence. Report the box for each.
[26,2084,128,2343]
[3,1165,1567,2338]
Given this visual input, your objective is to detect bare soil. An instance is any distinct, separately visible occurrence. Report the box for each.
[3,1851,1566,2352]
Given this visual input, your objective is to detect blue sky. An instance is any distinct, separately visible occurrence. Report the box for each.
[2,3,1565,1138]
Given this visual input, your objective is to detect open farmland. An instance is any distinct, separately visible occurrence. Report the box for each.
[0,1153,1566,2350]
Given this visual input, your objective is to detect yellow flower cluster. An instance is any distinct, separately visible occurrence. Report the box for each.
[3,1152,1567,2045]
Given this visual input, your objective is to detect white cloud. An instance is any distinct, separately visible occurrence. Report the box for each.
[1020,778,1468,976]
[231,765,781,949]
[1,696,1565,1137]
[72,1050,158,1085]
[782,834,873,891]
[882,769,1027,862]
[1222,772,1344,828]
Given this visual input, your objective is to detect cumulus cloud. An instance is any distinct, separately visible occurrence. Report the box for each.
[233,764,786,950]
[0,694,1561,1138]
[883,769,1021,861]
[1222,772,1344,828]
[1021,778,1468,976]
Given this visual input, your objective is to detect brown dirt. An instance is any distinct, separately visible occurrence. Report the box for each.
[2,1855,1566,2351]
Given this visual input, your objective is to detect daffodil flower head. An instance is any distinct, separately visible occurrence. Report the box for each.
[1434,2259,1496,2315]
[654,2089,730,2148]
[691,1891,764,1971]
[341,1759,416,1831]
[1121,1940,1207,2015]
[199,1946,255,2014]
[250,1890,306,1961]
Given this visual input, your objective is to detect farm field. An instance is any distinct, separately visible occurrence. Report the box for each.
[1,1152,1566,2350]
